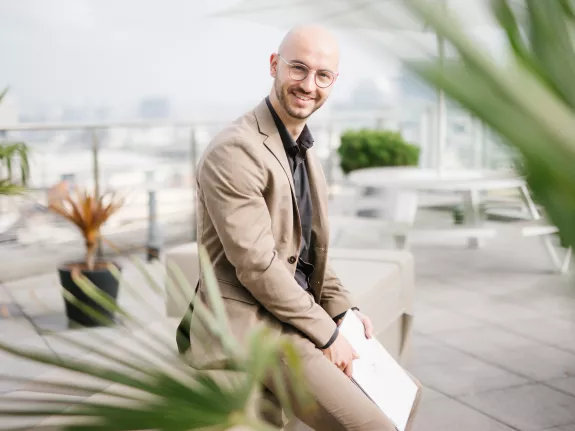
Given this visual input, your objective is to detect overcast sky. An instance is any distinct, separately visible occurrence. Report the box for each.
[0,0,505,114]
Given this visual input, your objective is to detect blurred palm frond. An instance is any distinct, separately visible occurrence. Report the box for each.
[0,247,309,430]
[403,0,575,251]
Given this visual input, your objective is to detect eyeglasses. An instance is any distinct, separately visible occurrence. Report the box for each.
[277,54,337,89]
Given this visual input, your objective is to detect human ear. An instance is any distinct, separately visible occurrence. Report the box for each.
[270,53,278,78]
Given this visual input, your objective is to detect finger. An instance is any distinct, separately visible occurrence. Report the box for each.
[365,320,374,339]
[344,362,354,377]
[352,349,360,360]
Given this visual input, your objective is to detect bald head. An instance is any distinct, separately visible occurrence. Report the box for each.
[278,24,340,68]
[268,25,340,125]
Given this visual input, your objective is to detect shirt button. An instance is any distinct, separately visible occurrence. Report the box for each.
[288,256,297,264]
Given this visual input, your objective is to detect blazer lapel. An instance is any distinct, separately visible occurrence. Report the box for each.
[253,98,328,249]
[254,100,296,194]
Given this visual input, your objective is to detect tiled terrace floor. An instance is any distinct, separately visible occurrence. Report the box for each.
[336,216,575,431]
[0,213,574,430]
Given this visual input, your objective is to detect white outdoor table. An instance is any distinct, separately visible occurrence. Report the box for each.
[347,167,535,248]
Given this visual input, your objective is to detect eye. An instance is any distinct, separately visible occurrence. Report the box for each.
[292,65,307,72]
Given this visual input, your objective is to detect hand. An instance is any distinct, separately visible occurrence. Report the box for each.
[354,309,374,339]
[322,332,360,377]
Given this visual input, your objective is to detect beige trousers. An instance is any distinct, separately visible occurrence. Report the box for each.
[263,325,422,431]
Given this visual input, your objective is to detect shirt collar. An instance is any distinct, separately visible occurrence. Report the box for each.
[265,96,314,157]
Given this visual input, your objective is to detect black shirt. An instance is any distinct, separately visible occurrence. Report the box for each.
[265,96,315,290]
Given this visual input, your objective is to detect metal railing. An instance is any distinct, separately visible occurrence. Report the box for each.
[0,117,348,257]
[0,111,514,255]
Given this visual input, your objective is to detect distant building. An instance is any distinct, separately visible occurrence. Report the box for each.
[329,77,398,131]
[139,97,171,120]
[399,68,436,103]
[94,106,111,121]
[61,106,89,123]
[0,93,19,125]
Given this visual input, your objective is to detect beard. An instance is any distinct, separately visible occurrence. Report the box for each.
[274,78,320,120]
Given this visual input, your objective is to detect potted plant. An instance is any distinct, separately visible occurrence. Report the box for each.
[337,129,420,175]
[337,129,421,218]
[0,88,29,196]
[48,187,125,327]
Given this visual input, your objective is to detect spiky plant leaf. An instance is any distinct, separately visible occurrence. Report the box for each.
[0,246,309,430]
[402,0,575,252]
[0,88,30,195]
[0,142,30,196]
[48,188,125,270]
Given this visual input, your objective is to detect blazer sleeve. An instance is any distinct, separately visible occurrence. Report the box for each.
[198,139,338,348]
[320,260,357,319]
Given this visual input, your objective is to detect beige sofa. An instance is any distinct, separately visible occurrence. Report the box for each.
[164,242,414,364]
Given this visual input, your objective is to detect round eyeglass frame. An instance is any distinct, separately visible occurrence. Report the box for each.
[277,54,338,88]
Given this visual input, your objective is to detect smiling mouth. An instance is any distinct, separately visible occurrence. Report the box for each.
[292,92,314,102]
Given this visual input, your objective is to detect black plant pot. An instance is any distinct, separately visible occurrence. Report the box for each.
[58,262,121,328]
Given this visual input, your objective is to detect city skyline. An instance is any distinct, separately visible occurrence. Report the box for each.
[1,0,506,119]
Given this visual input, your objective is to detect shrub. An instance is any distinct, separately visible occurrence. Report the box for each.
[337,129,420,175]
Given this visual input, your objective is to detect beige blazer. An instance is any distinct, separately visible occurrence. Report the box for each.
[181,99,356,367]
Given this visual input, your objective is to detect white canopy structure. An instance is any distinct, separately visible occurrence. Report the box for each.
[209,0,525,173]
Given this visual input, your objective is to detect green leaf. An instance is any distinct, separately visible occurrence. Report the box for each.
[402,0,575,252]
[0,142,30,195]
[526,0,575,108]
[198,246,232,332]
[338,129,420,174]
[404,0,575,161]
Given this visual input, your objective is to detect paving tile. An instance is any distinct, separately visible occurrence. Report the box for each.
[43,326,130,358]
[0,347,56,393]
[412,395,514,431]
[417,287,489,309]
[11,286,64,316]
[503,317,575,354]
[435,326,575,381]
[463,274,551,296]
[0,390,84,429]
[484,344,575,381]
[433,325,541,363]
[19,363,111,396]
[413,299,436,316]
[501,276,575,301]
[409,350,528,397]
[31,312,70,333]
[406,334,473,368]
[413,308,484,335]
[547,377,575,398]
[2,273,58,292]
[0,302,25,318]
[507,295,575,321]
[458,300,545,325]
[461,383,575,431]
[541,425,575,431]
[0,287,11,303]
[419,386,449,403]
[0,317,38,343]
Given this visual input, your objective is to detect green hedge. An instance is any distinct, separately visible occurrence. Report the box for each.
[337,129,420,174]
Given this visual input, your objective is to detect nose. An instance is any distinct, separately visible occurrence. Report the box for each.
[299,73,316,93]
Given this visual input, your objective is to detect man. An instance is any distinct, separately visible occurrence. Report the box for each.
[178,25,420,430]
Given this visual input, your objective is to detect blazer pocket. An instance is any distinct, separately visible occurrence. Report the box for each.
[215,278,258,305]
